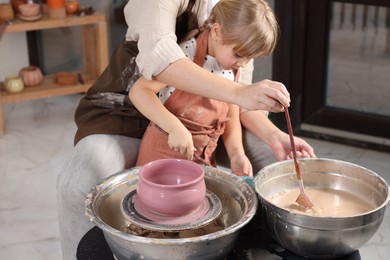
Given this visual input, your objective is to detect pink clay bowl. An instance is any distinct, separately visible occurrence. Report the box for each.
[137,159,206,216]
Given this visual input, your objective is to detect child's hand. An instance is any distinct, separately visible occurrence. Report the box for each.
[230,154,253,177]
[167,125,194,160]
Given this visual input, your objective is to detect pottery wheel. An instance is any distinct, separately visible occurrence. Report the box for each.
[121,190,222,232]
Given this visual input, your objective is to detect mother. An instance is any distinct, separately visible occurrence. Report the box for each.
[57,0,316,259]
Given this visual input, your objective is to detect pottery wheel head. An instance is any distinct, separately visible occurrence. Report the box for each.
[121,190,222,232]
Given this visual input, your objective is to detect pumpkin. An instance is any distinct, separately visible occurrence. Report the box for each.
[19,66,43,86]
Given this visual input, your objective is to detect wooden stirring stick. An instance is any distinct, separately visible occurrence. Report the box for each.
[284,107,314,208]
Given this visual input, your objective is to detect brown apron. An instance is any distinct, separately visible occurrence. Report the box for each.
[73,0,199,146]
[137,31,232,166]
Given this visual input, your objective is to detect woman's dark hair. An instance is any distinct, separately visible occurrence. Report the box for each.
[175,0,199,43]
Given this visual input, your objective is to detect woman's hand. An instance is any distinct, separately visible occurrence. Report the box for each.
[271,133,316,161]
[230,153,253,177]
[236,79,290,112]
[157,60,290,112]
[167,124,195,160]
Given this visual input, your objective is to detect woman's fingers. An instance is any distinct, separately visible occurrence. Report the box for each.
[237,79,290,112]
[259,80,290,110]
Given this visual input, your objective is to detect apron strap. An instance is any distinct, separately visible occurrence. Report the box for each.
[193,30,241,82]
[193,30,209,67]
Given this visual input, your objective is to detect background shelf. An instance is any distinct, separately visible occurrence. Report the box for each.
[0,13,109,134]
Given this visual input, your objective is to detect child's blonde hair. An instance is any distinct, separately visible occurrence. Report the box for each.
[205,0,279,58]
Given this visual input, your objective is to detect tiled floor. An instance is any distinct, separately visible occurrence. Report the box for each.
[0,94,389,259]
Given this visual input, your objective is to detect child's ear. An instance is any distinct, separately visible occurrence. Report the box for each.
[210,23,223,41]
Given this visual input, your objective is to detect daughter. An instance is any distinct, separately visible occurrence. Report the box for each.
[130,0,278,176]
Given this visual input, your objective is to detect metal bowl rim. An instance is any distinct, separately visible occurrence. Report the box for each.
[85,166,258,244]
[254,157,390,221]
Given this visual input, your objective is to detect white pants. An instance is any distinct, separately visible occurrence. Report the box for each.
[56,131,276,259]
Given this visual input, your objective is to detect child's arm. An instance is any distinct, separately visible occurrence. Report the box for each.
[129,76,195,159]
[221,104,253,176]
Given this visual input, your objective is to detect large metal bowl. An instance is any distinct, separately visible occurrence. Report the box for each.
[85,166,257,260]
[254,158,390,259]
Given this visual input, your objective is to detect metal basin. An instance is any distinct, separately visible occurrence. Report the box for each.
[85,166,257,260]
[254,158,390,259]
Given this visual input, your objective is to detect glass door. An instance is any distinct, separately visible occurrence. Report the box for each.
[273,0,390,151]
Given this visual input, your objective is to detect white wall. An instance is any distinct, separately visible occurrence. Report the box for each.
[0,33,29,80]
[0,0,29,80]
[253,56,273,82]
[38,0,127,74]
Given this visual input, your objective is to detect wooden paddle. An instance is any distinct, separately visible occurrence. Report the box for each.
[284,107,314,208]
